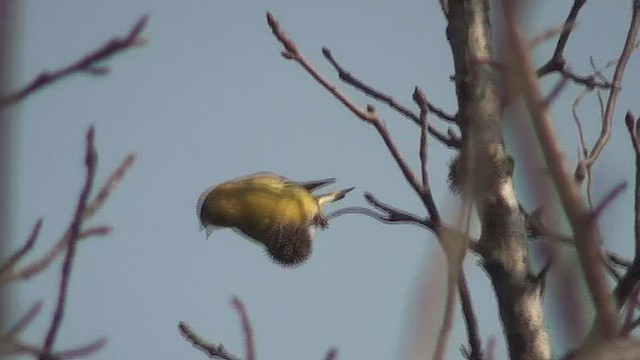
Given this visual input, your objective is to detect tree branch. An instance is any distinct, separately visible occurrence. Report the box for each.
[0,15,148,107]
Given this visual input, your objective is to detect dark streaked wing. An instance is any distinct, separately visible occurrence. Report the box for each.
[296,177,336,191]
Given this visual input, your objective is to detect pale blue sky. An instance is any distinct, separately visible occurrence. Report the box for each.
[7,1,639,359]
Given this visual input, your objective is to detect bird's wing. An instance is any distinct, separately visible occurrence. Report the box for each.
[296,177,337,191]
[222,172,336,192]
[232,171,287,183]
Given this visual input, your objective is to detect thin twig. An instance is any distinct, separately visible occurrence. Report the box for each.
[626,111,640,260]
[0,219,42,275]
[2,152,134,284]
[267,13,438,218]
[615,112,640,309]
[178,322,242,360]
[575,6,640,181]
[529,21,578,49]
[84,153,137,219]
[231,297,255,360]
[458,272,482,359]
[5,301,43,335]
[0,15,148,107]
[40,126,98,358]
[537,0,586,76]
[414,87,440,223]
[590,182,627,220]
[321,47,459,140]
[2,224,111,284]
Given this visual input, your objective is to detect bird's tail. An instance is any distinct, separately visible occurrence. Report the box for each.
[316,187,355,207]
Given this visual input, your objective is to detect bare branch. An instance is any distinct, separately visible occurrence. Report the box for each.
[231,297,255,360]
[40,126,98,358]
[575,6,640,181]
[4,301,43,336]
[537,0,587,76]
[0,219,42,276]
[84,153,137,219]
[0,15,149,107]
[178,322,241,360]
[267,13,441,219]
[414,87,440,223]
[458,272,482,360]
[590,182,627,220]
[502,0,619,339]
[320,47,459,148]
[615,111,640,309]
[1,151,134,284]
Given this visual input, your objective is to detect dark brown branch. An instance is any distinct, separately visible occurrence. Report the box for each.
[615,112,640,308]
[413,87,440,223]
[536,0,616,90]
[575,6,640,181]
[321,47,460,148]
[627,111,640,256]
[178,322,242,360]
[553,0,586,60]
[537,0,586,76]
[40,126,98,358]
[0,15,148,107]
[267,13,438,219]
[458,272,482,360]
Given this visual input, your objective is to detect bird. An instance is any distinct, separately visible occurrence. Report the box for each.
[197,172,354,267]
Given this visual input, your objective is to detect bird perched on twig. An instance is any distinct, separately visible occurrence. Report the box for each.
[197,172,354,267]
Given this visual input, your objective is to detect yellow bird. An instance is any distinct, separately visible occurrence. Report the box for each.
[197,172,354,266]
